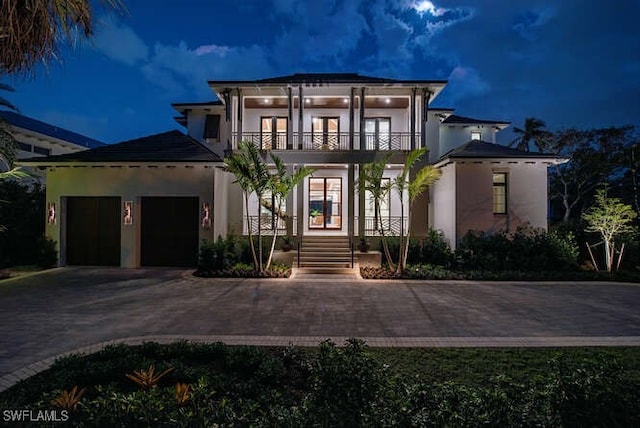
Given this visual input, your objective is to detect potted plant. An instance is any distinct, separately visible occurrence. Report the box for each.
[358,236,370,253]
[280,235,293,252]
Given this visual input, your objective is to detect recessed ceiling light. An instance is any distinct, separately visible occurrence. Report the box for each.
[385,98,391,104]
[343,98,349,103]
[305,98,310,103]
[264,98,270,103]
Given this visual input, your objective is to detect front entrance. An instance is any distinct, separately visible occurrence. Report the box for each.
[308,177,342,230]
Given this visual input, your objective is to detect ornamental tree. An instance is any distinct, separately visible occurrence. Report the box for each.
[582,188,637,272]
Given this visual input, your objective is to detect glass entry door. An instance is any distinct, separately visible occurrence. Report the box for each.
[308,178,342,229]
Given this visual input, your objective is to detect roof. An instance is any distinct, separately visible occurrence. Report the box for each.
[19,130,222,164]
[442,114,510,126]
[0,110,105,149]
[439,140,561,161]
[209,72,448,86]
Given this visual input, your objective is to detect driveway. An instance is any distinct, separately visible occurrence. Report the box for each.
[1,267,640,381]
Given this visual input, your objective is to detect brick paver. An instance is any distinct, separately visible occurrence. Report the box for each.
[1,267,640,392]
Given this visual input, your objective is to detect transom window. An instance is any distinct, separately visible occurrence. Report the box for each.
[493,172,507,214]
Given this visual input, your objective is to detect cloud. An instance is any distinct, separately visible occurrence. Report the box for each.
[512,7,557,41]
[412,0,447,16]
[92,15,149,65]
[441,66,490,103]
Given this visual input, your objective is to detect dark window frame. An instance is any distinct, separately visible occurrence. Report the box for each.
[204,114,221,140]
[492,172,508,215]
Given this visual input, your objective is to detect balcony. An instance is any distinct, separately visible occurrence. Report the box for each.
[232,132,418,151]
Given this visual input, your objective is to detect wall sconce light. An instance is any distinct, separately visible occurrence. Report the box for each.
[47,202,56,225]
[123,201,133,225]
[201,201,211,229]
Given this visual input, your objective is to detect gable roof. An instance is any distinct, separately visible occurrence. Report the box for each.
[0,110,105,149]
[19,130,221,164]
[442,114,510,126]
[209,72,448,86]
[439,140,561,161]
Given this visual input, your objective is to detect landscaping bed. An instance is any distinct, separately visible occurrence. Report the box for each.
[194,262,291,278]
[2,340,639,426]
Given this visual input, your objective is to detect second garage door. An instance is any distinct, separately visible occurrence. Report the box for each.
[141,197,199,267]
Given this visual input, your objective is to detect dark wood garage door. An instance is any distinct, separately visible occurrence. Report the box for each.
[66,197,121,266]
[141,197,199,267]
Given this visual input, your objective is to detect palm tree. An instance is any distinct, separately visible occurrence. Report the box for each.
[392,148,441,274]
[359,154,395,270]
[509,117,552,152]
[0,83,27,180]
[264,156,312,270]
[0,0,125,74]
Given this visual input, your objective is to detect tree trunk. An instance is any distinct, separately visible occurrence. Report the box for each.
[377,203,394,271]
[244,193,259,270]
[265,199,282,270]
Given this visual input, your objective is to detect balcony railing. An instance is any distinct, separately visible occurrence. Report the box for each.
[355,216,409,237]
[246,215,296,235]
[232,132,418,151]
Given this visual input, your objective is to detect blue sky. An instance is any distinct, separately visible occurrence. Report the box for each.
[6,0,640,145]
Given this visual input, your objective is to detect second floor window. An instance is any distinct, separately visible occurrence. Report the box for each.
[261,117,287,150]
[312,117,340,150]
[364,118,391,150]
[204,114,221,140]
[471,131,481,141]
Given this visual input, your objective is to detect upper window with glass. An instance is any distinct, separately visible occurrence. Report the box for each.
[471,131,482,141]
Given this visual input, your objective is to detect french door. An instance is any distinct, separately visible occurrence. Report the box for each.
[364,117,391,150]
[308,177,342,229]
[260,117,287,150]
[312,117,340,150]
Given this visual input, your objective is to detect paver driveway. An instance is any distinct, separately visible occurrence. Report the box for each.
[1,267,640,379]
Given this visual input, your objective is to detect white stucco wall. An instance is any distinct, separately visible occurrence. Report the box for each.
[431,163,456,246]
[45,164,216,268]
[454,161,549,243]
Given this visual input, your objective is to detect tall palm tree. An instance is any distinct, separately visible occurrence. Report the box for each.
[509,117,552,152]
[0,0,125,74]
[392,148,441,273]
[359,154,395,270]
[264,156,312,270]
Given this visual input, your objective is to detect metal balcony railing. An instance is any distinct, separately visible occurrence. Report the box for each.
[246,215,296,235]
[356,216,409,237]
[231,132,418,151]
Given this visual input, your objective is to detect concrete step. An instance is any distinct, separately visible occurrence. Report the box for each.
[294,267,357,275]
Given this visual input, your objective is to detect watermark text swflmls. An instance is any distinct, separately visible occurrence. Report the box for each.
[3,409,69,422]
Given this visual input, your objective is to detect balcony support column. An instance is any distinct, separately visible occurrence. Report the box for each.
[286,164,294,236]
[298,85,304,150]
[348,163,355,241]
[222,89,232,151]
[359,87,366,150]
[349,87,355,150]
[287,86,293,150]
[411,87,417,150]
[296,167,304,238]
[421,88,431,149]
[236,88,243,144]
[358,165,365,238]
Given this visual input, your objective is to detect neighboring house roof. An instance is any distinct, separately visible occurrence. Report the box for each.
[209,72,448,86]
[442,114,510,126]
[438,140,562,162]
[19,130,221,164]
[0,110,105,149]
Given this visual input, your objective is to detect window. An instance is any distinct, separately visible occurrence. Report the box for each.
[364,178,390,230]
[258,189,286,230]
[364,118,391,150]
[312,117,340,150]
[16,142,32,152]
[260,117,287,150]
[33,146,51,156]
[471,131,481,141]
[204,114,220,140]
[493,172,507,214]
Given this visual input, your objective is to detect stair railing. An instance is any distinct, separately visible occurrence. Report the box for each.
[350,236,354,268]
[297,236,301,268]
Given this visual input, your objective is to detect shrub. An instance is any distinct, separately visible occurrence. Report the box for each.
[456,227,578,272]
[381,229,454,268]
[197,235,240,273]
[35,237,57,269]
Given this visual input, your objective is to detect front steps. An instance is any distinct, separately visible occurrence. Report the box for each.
[294,236,353,274]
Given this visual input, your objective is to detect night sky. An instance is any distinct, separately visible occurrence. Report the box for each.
[6,0,640,145]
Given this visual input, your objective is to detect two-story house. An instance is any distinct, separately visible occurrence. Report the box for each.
[21,73,564,269]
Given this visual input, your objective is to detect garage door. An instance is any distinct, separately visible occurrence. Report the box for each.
[66,197,121,266]
[141,197,199,267]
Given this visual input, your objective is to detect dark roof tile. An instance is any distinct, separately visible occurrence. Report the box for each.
[20,130,221,163]
[442,114,509,125]
[440,140,559,160]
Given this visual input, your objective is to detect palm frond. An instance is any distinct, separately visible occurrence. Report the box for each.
[409,166,441,203]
